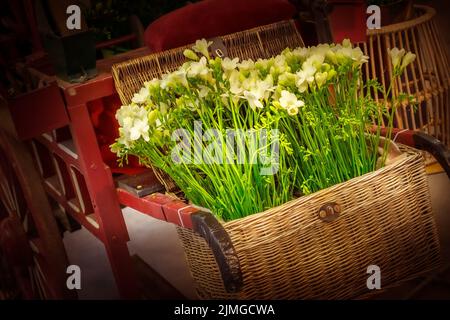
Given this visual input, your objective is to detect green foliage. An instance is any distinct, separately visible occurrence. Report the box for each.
[111,39,416,221]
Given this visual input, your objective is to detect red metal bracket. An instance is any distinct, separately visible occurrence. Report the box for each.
[116,189,198,229]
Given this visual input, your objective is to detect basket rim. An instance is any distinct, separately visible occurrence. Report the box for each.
[112,18,298,71]
[111,19,301,105]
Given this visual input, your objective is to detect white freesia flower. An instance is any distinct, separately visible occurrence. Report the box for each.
[135,105,149,120]
[183,49,199,61]
[129,119,150,141]
[309,44,331,59]
[315,72,328,88]
[180,61,191,72]
[171,69,188,87]
[389,48,406,69]
[291,47,309,59]
[305,53,325,70]
[334,46,368,67]
[400,52,416,70]
[192,39,212,58]
[229,69,244,95]
[161,69,188,89]
[335,46,350,64]
[131,87,149,104]
[238,59,255,71]
[270,55,289,74]
[241,74,274,110]
[351,47,369,66]
[198,85,211,98]
[147,109,159,124]
[342,38,352,48]
[325,49,338,64]
[287,105,299,116]
[187,57,209,78]
[122,116,133,130]
[296,64,316,92]
[274,55,287,67]
[115,104,150,145]
[295,78,308,93]
[117,128,131,147]
[144,78,160,90]
[300,63,317,82]
[255,58,271,71]
[257,75,274,99]
[243,90,264,110]
[278,72,296,87]
[221,57,239,72]
[241,70,259,91]
[116,104,139,126]
[160,73,170,89]
[279,90,304,114]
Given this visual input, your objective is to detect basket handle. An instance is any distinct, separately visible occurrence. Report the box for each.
[413,131,450,179]
[375,127,450,179]
[191,211,243,293]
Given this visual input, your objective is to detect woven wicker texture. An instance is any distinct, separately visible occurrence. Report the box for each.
[362,5,450,147]
[177,146,441,299]
[112,20,303,106]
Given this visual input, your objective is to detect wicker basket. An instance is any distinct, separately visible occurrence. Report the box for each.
[176,146,441,299]
[112,20,304,106]
[112,20,441,299]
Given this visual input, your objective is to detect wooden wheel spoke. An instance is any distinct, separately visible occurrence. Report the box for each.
[22,212,29,233]
[0,156,26,221]
[27,260,47,300]
[0,189,21,223]
[33,256,49,299]
[0,179,15,215]
[0,133,73,299]
[0,197,7,220]
[28,266,37,298]
[0,160,36,236]
[30,268,44,299]
[28,238,41,254]
[22,209,37,237]
[10,181,21,218]
[11,175,27,220]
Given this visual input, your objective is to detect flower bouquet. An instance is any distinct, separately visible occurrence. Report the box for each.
[111,30,441,299]
[112,39,415,221]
